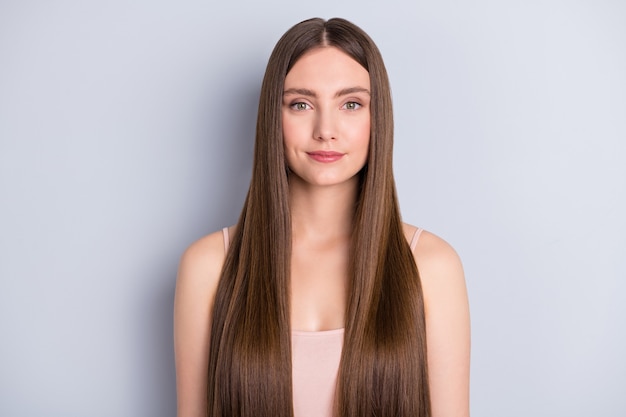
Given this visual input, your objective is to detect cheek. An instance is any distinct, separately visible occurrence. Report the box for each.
[281,117,291,153]
[281,115,304,148]
[281,116,303,169]
[352,117,371,152]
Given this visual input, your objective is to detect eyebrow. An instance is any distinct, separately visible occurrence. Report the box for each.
[283,87,371,98]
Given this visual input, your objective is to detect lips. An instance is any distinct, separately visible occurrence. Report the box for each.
[306,151,345,163]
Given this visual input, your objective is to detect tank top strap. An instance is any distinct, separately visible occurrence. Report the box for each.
[409,227,424,252]
[222,227,230,253]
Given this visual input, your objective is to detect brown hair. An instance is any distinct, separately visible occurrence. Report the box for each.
[207,17,430,417]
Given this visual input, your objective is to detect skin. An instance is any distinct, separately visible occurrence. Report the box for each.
[174,46,470,417]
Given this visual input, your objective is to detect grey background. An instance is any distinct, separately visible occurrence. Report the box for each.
[1,1,624,416]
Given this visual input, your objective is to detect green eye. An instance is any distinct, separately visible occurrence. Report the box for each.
[345,102,361,110]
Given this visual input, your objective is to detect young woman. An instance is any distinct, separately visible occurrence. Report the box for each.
[174,17,470,417]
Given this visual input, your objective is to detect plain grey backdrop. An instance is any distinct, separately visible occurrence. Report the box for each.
[1,0,624,416]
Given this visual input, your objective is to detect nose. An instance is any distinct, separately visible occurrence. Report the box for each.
[312,107,337,141]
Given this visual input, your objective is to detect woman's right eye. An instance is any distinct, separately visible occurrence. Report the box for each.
[290,102,310,111]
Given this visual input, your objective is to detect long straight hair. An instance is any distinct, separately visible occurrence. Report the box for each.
[207,18,430,417]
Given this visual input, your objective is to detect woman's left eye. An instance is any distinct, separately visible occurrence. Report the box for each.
[343,102,362,110]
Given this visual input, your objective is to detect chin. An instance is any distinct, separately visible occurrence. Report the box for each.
[309,175,361,188]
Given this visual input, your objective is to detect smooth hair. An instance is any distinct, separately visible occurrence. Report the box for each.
[207,17,430,417]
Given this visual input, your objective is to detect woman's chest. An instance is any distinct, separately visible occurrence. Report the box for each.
[290,244,348,332]
[291,329,344,417]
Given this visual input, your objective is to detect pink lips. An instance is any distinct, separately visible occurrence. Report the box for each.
[307,151,344,163]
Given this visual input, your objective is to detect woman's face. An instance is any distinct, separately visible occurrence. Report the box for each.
[282,46,371,189]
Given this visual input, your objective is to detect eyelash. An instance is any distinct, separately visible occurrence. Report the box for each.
[343,101,362,110]
[290,102,311,111]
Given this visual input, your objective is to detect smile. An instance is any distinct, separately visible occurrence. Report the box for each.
[306,151,345,163]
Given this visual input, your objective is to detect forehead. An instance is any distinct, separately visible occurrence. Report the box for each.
[284,47,370,90]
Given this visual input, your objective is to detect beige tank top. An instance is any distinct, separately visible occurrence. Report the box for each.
[221,226,423,417]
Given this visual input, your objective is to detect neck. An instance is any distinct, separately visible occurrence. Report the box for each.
[289,175,359,241]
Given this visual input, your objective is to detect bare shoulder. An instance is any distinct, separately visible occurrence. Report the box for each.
[174,227,232,416]
[403,223,470,416]
[174,227,230,344]
[177,228,229,292]
[402,223,465,307]
[174,227,228,345]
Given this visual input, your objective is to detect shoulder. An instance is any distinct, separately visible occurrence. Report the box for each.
[175,227,233,315]
[177,228,229,291]
[401,223,466,314]
[174,227,232,416]
[403,223,470,415]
